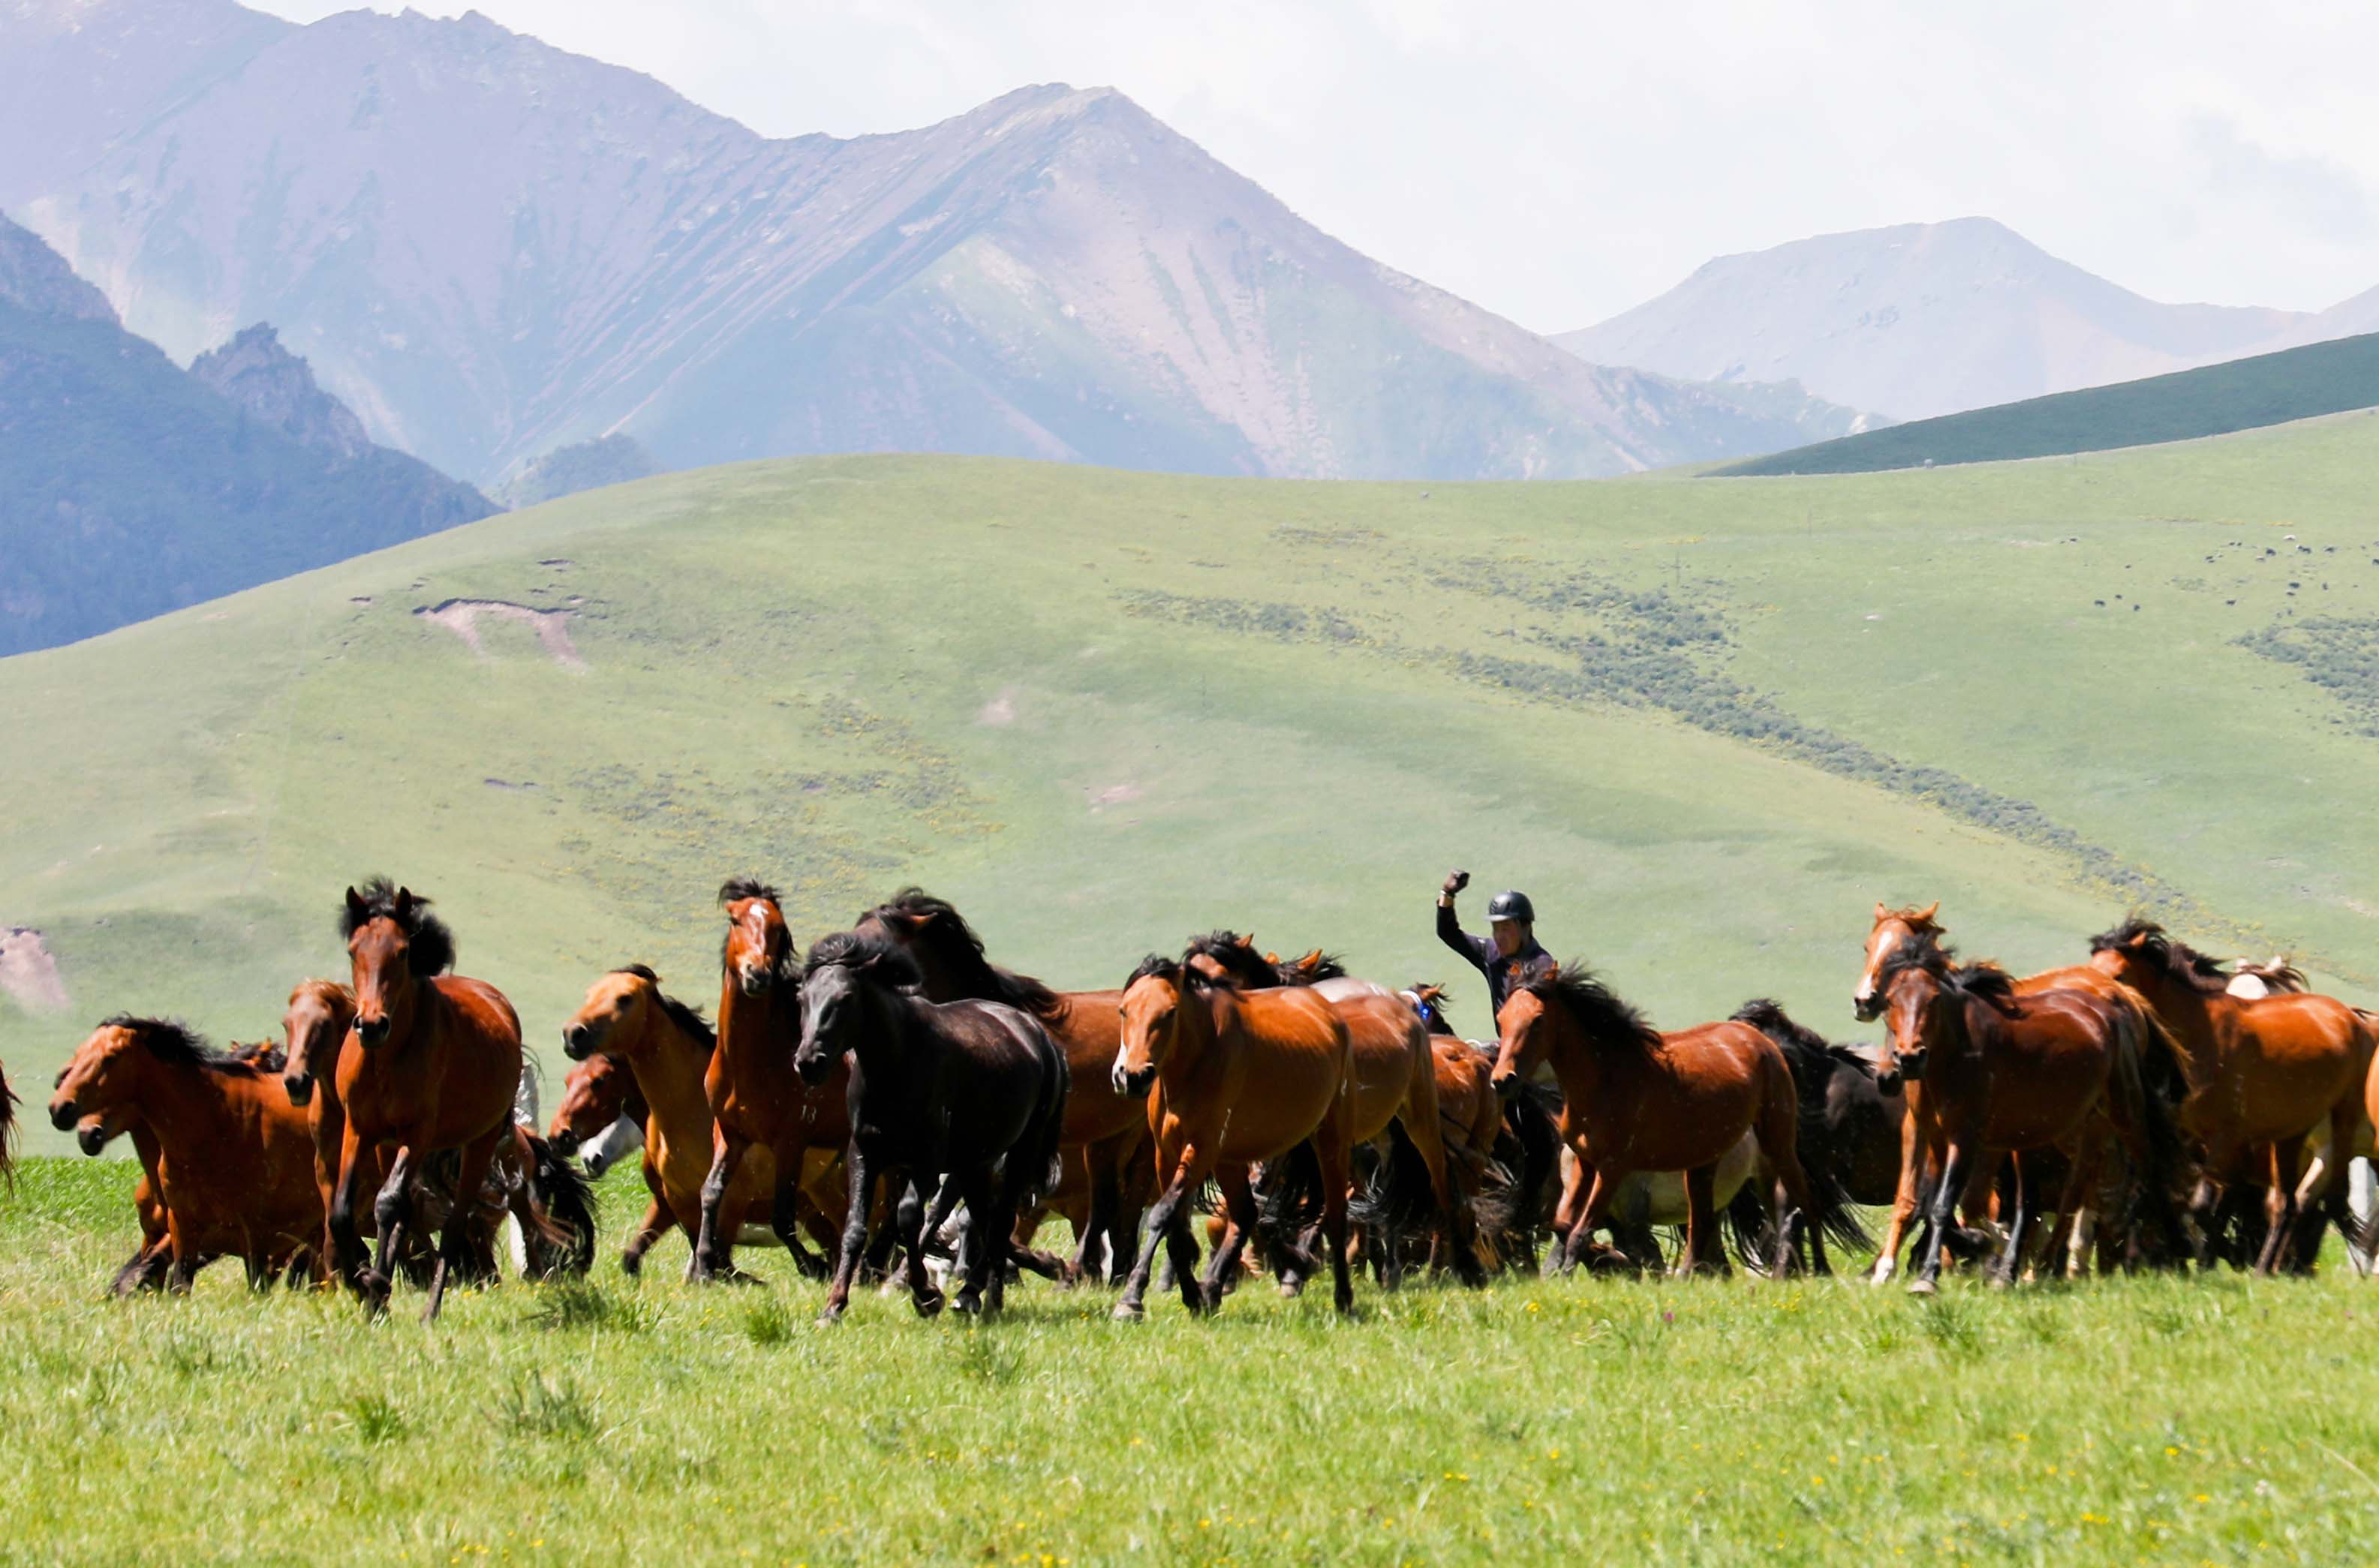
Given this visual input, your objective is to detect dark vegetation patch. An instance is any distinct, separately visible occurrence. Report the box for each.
[2235,615,2379,735]
[1118,590,1361,644]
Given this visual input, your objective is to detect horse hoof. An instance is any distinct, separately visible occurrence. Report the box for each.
[1906,1277,1937,1297]
[1111,1299,1145,1322]
[914,1288,947,1319]
[953,1290,983,1316]
[817,1303,847,1326]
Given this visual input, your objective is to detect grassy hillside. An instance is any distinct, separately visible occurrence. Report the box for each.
[6,421,2379,1142]
[1717,333,2379,476]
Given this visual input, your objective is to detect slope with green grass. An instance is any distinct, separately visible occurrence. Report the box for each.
[5,419,2379,1141]
[1717,332,2379,476]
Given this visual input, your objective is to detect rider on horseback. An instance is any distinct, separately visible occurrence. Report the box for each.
[1435,870,1550,1033]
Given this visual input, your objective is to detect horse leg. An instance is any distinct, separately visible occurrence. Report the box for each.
[1872,1106,1922,1285]
[2255,1140,2302,1275]
[1991,1154,2029,1289]
[1683,1163,1723,1277]
[767,1143,830,1282]
[1908,1136,1968,1296]
[1068,1145,1111,1286]
[1408,1109,1486,1290]
[952,1167,1001,1316]
[621,1196,669,1278]
[1195,1166,1263,1314]
[326,1122,374,1299]
[366,1145,420,1315]
[820,1144,879,1324]
[692,1128,750,1284]
[1117,1140,1205,1320]
[426,1129,501,1325]
[896,1169,947,1318]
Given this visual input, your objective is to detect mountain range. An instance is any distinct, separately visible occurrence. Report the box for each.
[0,211,492,656]
[0,0,1870,488]
[1558,218,2379,422]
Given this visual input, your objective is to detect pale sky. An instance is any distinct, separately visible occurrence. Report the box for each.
[250,1,2379,331]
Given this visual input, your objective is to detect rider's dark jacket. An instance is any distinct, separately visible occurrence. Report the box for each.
[1436,901,1550,1034]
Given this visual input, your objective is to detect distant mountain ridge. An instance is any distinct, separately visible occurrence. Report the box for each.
[0,0,1871,486]
[1559,218,2377,422]
[0,211,493,656]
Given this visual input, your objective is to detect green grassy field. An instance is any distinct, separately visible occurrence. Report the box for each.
[5,415,2379,1143]
[2,1156,2375,1562]
[1718,333,2379,476]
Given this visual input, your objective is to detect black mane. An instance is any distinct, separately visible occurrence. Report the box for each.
[2089,916,2233,995]
[1523,962,1662,1052]
[103,1014,236,1070]
[861,887,1065,1019]
[338,876,457,977]
[803,927,923,989]
[1872,921,1956,990]
[1183,930,1279,987]
[1126,953,1217,992]
[1731,998,1874,1074]
[612,964,717,1050]
[717,876,783,909]
[1280,949,1351,984]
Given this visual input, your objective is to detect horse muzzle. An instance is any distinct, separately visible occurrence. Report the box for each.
[354,1015,392,1049]
[561,1023,596,1061]
[1490,1071,1520,1100]
[282,1071,314,1108]
[1890,1050,1926,1086]
[47,1098,79,1134]
[1111,1064,1156,1097]
[549,1127,582,1158]
[75,1119,110,1157]
[792,1048,832,1086]
[1852,993,1881,1023]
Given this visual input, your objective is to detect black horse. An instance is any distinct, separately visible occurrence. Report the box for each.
[794,930,1069,1321]
[1722,999,1890,1267]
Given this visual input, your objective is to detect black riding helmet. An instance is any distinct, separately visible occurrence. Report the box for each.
[1486,890,1534,924]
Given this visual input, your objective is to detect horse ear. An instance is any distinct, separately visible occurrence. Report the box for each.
[891,911,928,933]
[1913,901,1939,925]
[394,887,417,921]
[346,886,368,917]
[1236,933,1255,949]
[1296,948,1324,969]
[1872,901,1887,922]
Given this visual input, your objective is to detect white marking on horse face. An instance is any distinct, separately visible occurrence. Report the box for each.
[1854,930,1901,1003]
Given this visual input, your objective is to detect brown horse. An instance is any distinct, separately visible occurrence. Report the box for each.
[2088,918,2374,1272]
[1346,984,1510,1277]
[1111,954,1357,1317]
[562,962,843,1278]
[50,1017,322,1289]
[853,888,1150,1284]
[1189,935,1485,1288]
[698,880,852,1283]
[1491,962,1830,1278]
[1873,924,2188,1293]
[0,1055,17,1192]
[549,1053,645,1153]
[319,880,526,1319]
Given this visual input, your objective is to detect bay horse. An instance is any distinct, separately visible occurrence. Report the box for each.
[0,1056,17,1191]
[1874,925,2188,1293]
[1490,962,1832,1278]
[697,881,853,1283]
[1110,954,1357,1318]
[1408,984,1565,1273]
[794,930,1068,1320]
[1349,984,1511,1277]
[853,888,1150,1284]
[562,962,843,1278]
[326,880,526,1319]
[1188,936,1485,1288]
[2088,918,2374,1272]
[1724,1000,1891,1264]
[50,1017,321,1289]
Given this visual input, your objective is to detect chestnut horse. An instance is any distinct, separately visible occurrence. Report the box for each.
[794,930,1069,1320]
[697,880,853,1283]
[1190,935,1484,1288]
[1491,963,1831,1277]
[1111,954,1357,1318]
[50,1017,321,1289]
[327,880,526,1319]
[2088,918,2374,1272]
[563,962,843,1278]
[1873,926,2188,1293]
[853,888,1149,1284]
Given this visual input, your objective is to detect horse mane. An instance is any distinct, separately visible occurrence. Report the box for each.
[227,1040,288,1074]
[1405,983,1457,1036]
[862,887,1066,1020]
[1183,931,1279,987]
[1127,952,1223,993]
[717,876,783,909]
[802,927,923,989]
[1729,998,1871,1073]
[338,877,456,977]
[1880,903,1945,934]
[1949,960,2018,1008]
[103,1014,238,1071]
[612,964,717,1050]
[1873,921,1957,989]
[2089,916,2233,995]
[1277,949,1350,984]
[1522,962,1662,1053]
[2235,958,2310,993]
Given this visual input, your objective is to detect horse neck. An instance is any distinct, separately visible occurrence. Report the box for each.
[844,987,919,1086]
[126,1060,251,1161]
[1535,1005,1607,1107]
[624,1009,714,1125]
[1165,985,1228,1083]
[714,980,793,1087]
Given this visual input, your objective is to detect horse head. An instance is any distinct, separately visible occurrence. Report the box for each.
[341,879,455,1050]
[796,930,913,1085]
[719,878,796,999]
[1115,955,1202,1095]
[563,966,658,1062]
[548,1054,635,1158]
[50,1017,214,1156]
[1854,900,1938,1021]
[280,978,353,1107]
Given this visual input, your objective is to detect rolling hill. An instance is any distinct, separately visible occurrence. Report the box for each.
[1557,218,2374,421]
[0,0,1867,488]
[5,417,2379,1149]
[0,214,494,656]
[1716,332,2379,476]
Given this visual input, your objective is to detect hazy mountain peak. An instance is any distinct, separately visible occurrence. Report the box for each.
[0,210,116,323]
[1560,218,2324,420]
[189,323,374,461]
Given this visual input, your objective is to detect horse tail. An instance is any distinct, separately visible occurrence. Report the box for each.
[1349,1118,1438,1239]
[522,1133,599,1278]
[1018,1027,1070,1207]
[2109,992,2192,1264]
[1252,1141,1327,1275]
[0,1059,18,1193]
[1722,1182,1771,1269]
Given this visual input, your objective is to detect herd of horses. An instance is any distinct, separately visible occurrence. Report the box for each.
[6,881,2378,1322]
